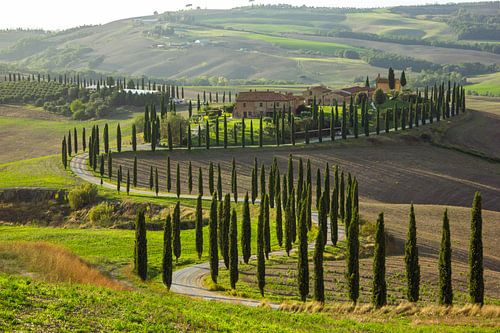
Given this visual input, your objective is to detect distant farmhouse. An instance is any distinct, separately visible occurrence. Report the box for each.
[303,85,374,106]
[375,73,401,93]
[233,91,304,118]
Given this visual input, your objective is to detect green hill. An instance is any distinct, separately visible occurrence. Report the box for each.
[0,3,498,87]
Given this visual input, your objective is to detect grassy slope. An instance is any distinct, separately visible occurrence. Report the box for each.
[4,274,488,332]
[466,72,500,96]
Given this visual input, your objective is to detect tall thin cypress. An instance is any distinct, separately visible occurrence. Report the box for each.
[209,194,218,283]
[188,161,193,194]
[346,205,359,304]
[372,212,387,307]
[405,204,420,302]
[313,212,325,303]
[257,198,266,296]
[134,210,147,280]
[229,208,239,289]
[276,191,283,247]
[469,192,484,305]
[438,209,453,305]
[298,199,309,302]
[162,214,173,290]
[241,193,251,264]
[176,163,181,198]
[195,195,203,259]
[173,202,181,262]
[264,194,271,259]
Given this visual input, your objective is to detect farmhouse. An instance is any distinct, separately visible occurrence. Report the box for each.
[303,85,374,105]
[233,91,304,118]
[375,73,401,92]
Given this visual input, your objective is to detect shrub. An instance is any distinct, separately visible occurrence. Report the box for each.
[374,88,386,105]
[88,202,114,226]
[68,183,98,210]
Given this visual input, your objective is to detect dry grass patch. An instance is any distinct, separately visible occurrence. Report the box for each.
[0,241,127,290]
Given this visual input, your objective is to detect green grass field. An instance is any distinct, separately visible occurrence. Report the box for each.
[466,73,500,96]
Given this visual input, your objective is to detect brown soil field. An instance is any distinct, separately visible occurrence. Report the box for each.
[112,138,500,211]
[437,98,500,160]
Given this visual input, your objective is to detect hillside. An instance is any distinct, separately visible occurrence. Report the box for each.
[0,3,498,87]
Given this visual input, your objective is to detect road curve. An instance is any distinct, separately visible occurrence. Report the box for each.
[70,149,345,308]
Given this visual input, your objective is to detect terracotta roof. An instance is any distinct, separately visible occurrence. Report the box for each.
[331,90,351,97]
[237,91,294,102]
[341,86,373,94]
[308,85,332,94]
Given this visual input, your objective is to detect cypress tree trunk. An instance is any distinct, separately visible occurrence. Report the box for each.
[229,208,239,289]
[276,191,283,247]
[405,204,420,302]
[134,210,147,280]
[469,192,484,305]
[372,212,387,308]
[298,199,309,302]
[162,214,173,290]
[439,209,453,305]
[173,202,181,262]
[209,195,219,283]
[257,199,266,296]
[346,205,359,304]
[196,195,203,259]
[241,193,251,264]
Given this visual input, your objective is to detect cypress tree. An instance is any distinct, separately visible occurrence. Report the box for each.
[257,198,266,296]
[250,120,254,145]
[285,195,293,255]
[173,202,181,262]
[291,187,297,243]
[251,167,257,204]
[61,137,67,169]
[217,163,223,201]
[215,116,220,146]
[298,199,309,302]
[108,152,113,178]
[198,124,201,147]
[324,163,330,213]
[232,158,238,203]
[221,193,231,268]
[132,124,137,151]
[229,207,239,289]
[176,163,181,198]
[330,181,338,246]
[268,164,275,208]
[405,204,420,302]
[209,194,219,283]
[134,210,147,280]
[209,162,215,195]
[155,167,159,196]
[149,165,153,190]
[241,116,246,148]
[223,115,228,148]
[188,161,193,194]
[205,120,210,150]
[346,205,360,304]
[260,164,266,199]
[287,154,294,197]
[133,156,137,187]
[67,131,72,157]
[165,157,171,192]
[117,166,121,192]
[241,192,251,264]
[196,195,203,259]
[297,158,304,199]
[104,123,109,153]
[372,212,387,308]
[259,114,263,147]
[469,192,484,305]
[187,124,192,150]
[438,209,453,306]
[162,214,173,290]
[316,168,321,209]
[319,193,328,247]
[198,167,203,196]
[264,194,271,259]
[73,127,78,154]
[117,124,122,152]
[345,174,352,234]
[125,168,130,194]
[82,127,86,151]
[313,211,325,303]
[276,191,283,247]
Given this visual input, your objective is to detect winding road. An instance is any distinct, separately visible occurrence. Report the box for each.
[70,148,345,307]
